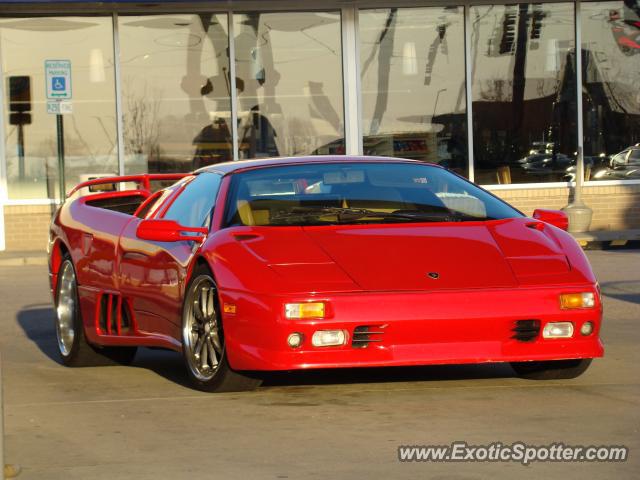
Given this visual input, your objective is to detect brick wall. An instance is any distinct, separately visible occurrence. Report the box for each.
[492,183,640,231]
[3,204,56,252]
[1,183,639,252]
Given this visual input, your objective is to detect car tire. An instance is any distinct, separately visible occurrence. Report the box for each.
[181,265,262,392]
[510,358,592,380]
[55,254,138,367]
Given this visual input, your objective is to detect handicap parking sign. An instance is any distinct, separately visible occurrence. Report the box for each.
[45,60,72,100]
[52,77,66,91]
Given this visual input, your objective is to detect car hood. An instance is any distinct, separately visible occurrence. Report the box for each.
[214,217,592,294]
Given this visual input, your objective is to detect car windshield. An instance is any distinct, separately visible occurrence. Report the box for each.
[224,162,523,227]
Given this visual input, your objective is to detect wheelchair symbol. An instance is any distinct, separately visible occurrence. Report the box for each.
[52,77,66,91]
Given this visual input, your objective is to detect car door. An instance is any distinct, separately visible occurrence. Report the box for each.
[118,173,223,342]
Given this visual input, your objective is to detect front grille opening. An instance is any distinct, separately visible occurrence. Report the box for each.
[352,325,385,349]
[512,319,541,342]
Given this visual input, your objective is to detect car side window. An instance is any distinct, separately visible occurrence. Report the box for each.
[628,149,640,166]
[612,151,628,167]
[163,173,222,228]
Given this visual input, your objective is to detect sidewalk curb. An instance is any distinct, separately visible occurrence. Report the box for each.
[577,240,640,250]
[0,256,48,267]
[572,229,640,250]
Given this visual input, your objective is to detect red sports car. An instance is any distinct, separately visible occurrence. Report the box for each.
[48,157,603,392]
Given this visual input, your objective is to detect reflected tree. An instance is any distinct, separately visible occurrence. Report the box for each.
[123,80,161,161]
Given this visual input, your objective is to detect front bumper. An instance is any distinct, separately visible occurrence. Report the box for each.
[219,286,603,371]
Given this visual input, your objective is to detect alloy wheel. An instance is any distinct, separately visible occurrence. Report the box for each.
[56,261,76,357]
[183,276,224,381]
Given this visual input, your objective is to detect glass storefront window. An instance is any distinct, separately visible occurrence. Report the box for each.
[470,3,577,185]
[582,1,640,181]
[360,7,468,176]
[1,16,117,199]
[118,14,231,174]
[233,11,345,158]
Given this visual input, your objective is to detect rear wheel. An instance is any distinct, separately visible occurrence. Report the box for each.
[55,255,137,367]
[510,359,592,380]
[182,267,261,392]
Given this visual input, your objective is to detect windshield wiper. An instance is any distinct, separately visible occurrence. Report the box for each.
[269,207,466,224]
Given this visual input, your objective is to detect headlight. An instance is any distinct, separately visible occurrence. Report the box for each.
[285,302,325,319]
[543,322,574,339]
[312,330,346,347]
[559,292,595,309]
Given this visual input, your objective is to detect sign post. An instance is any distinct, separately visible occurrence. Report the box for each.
[45,60,72,200]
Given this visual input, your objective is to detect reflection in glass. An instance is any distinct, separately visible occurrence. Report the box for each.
[1,17,117,199]
[582,1,640,181]
[360,7,468,176]
[470,4,577,184]
[119,14,231,174]
[233,12,345,158]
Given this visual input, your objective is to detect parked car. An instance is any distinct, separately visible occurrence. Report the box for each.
[49,156,603,392]
[592,145,640,180]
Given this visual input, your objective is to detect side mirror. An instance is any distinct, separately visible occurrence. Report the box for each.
[532,209,569,231]
[136,219,208,242]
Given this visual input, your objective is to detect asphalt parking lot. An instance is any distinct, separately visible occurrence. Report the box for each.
[0,250,639,479]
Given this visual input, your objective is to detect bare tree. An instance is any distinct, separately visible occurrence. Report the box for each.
[123,79,162,159]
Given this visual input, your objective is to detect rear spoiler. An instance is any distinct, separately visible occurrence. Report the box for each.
[68,173,189,197]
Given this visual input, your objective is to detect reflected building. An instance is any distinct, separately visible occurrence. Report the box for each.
[1,0,640,251]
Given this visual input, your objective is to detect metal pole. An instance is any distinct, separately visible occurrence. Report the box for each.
[113,13,126,177]
[341,6,362,156]
[575,146,584,204]
[561,0,592,232]
[16,125,24,181]
[56,114,65,200]
[574,0,585,196]
[464,5,475,182]
[228,11,239,161]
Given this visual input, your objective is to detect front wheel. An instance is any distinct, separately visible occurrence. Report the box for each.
[510,358,592,380]
[182,268,261,392]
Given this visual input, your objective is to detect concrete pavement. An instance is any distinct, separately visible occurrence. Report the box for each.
[0,250,639,479]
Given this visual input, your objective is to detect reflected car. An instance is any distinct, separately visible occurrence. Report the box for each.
[518,153,573,172]
[608,9,640,55]
[592,146,640,180]
[48,157,603,392]
[563,156,606,182]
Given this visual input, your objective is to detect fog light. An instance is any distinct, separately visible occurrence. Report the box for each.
[311,330,346,347]
[580,322,594,336]
[560,292,595,309]
[542,322,574,339]
[287,333,303,348]
[285,302,325,319]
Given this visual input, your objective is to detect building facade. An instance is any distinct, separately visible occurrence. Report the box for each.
[1,0,639,251]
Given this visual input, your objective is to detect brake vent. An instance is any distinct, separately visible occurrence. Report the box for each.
[352,325,385,348]
[512,319,541,342]
[97,293,133,335]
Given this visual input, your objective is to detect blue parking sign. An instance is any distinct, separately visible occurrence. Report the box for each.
[45,60,72,100]
[52,77,66,91]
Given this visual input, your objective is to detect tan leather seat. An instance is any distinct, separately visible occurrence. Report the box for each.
[237,200,255,226]
[236,200,270,226]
